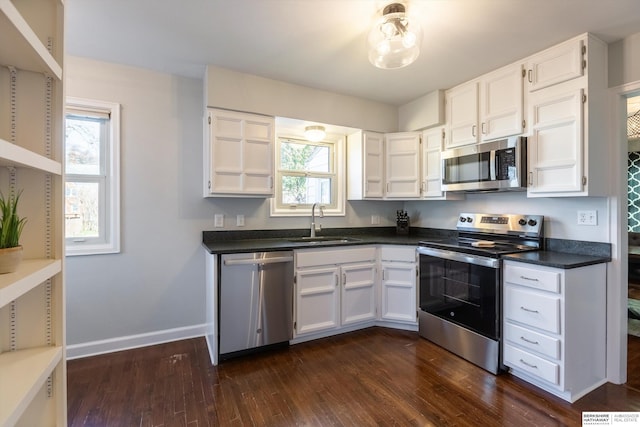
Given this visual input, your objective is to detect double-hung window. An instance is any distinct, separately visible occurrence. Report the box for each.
[64,98,120,255]
[271,135,345,216]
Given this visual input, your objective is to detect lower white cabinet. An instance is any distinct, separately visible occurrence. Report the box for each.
[380,246,417,325]
[502,260,606,402]
[294,246,377,338]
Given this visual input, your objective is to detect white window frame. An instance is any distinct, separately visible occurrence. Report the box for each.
[64,97,121,256]
[270,133,345,217]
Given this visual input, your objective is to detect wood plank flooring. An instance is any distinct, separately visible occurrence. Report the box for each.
[67,328,640,426]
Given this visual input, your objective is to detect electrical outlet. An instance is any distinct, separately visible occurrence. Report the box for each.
[371,215,380,225]
[214,214,224,228]
[236,214,245,227]
[577,210,597,226]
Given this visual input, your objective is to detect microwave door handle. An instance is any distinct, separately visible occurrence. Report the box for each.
[490,150,497,180]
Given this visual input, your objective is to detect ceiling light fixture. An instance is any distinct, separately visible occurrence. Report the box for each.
[304,125,326,142]
[368,3,422,69]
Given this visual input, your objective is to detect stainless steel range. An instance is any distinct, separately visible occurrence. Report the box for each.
[416,212,544,374]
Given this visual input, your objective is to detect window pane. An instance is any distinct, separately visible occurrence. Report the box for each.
[280,141,330,173]
[65,116,102,175]
[281,175,331,204]
[65,182,100,238]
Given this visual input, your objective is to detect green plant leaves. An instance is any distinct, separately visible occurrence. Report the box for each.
[0,190,27,249]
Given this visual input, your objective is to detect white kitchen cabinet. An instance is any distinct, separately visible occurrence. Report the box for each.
[347,130,384,199]
[420,127,463,200]
[502,260,606,402]
[204,108,274,197]
[0,0,66,425]
[294,246,377,339]
[445,63,524,148]
[384,132,421,199]
[525,33,608,197]
[379,246,417,326]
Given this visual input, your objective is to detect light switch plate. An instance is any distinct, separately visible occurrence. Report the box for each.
[236,214,245,227]
[214,214,224,228]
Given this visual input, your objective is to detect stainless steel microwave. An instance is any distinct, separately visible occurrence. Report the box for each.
[441,136,527,192]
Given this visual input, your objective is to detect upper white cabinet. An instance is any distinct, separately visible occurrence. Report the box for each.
[525,34,608,197]
[384,132,421,199]
[526,38,585,92]
[347,130,384,199]
[446,62,524,148]
[420,127,463,200]
[204,108,275,197]
[0,0,66,425]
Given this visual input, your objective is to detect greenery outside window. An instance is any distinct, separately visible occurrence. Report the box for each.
[65,97,120,255]
[271,135,345,216]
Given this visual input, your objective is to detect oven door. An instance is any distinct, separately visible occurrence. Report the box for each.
[417,247,500,340]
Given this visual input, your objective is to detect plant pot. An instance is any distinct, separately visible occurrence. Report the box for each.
[0,246,23,274]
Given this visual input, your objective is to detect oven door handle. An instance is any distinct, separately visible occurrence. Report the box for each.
[417,246,500,269]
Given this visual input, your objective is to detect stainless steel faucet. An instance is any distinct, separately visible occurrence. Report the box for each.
[310,203,323,237]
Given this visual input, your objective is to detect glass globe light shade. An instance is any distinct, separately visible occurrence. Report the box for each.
[368,6,422,69]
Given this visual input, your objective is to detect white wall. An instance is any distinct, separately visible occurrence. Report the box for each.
[65,56,212,353]
[609,32,640,88]
[406,192,610,242]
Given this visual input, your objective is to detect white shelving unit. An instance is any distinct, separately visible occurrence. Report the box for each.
[0,0,66,426]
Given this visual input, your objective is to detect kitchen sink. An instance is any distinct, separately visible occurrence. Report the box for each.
[287,236,362,244]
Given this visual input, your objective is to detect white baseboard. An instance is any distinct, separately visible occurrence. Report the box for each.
[65,324,207,360]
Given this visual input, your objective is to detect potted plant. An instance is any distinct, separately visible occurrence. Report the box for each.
[0,190,27,274]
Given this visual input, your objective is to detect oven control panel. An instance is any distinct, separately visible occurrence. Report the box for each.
[457,213,544,236]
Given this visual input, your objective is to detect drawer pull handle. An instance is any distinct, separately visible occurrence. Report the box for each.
[520,336,539,345]
[520,275,539,282]
[520,306,539,314]
[519,359,538,369]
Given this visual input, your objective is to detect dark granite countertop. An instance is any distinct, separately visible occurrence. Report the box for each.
[202,227,451,254]
[202,228,613,267]
[502,250,610,269]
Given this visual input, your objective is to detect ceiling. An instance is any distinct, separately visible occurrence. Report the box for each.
[65,0,640,106]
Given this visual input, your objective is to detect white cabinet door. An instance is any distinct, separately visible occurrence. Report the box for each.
[527,86,584,195]
[421,127,444,198]
[479,63,524,140]
[385,132,421,198]
[446,82,479,148]
[446,64,523,149]
[380,261,416,323]
[341,262,377,326]
[347,130,384,199]
[295,265,340,335]
[205,108,274,197]
[526,38,585,92]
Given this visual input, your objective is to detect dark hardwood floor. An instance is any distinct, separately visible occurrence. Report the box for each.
[67,328,640,426]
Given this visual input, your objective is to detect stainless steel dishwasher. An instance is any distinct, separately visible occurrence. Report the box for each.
[219,251,294,359]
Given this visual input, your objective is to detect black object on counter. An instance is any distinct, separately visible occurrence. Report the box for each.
[396,210,410,235]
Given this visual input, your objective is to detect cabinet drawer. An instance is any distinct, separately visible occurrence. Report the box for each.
[504,263,560,293]
[504,286,561,333]
[296,246,376,268]
[504,343,560,385]
[504,322,560,360]
[380,245,416,262]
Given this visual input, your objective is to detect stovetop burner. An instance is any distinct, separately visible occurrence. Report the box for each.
[419,212,544,258]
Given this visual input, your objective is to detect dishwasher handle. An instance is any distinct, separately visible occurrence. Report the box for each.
[223,255,294,266]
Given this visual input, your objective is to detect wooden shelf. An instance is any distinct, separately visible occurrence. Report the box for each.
[0,259,61,309]
[0,139,62,175]
[0,346,62,427]
[0,0,62,79]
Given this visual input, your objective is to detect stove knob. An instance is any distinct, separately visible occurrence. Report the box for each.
[459,216,466,222]
[518,218,527,226]
[528,219,538,227]
[466,217,473,223]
